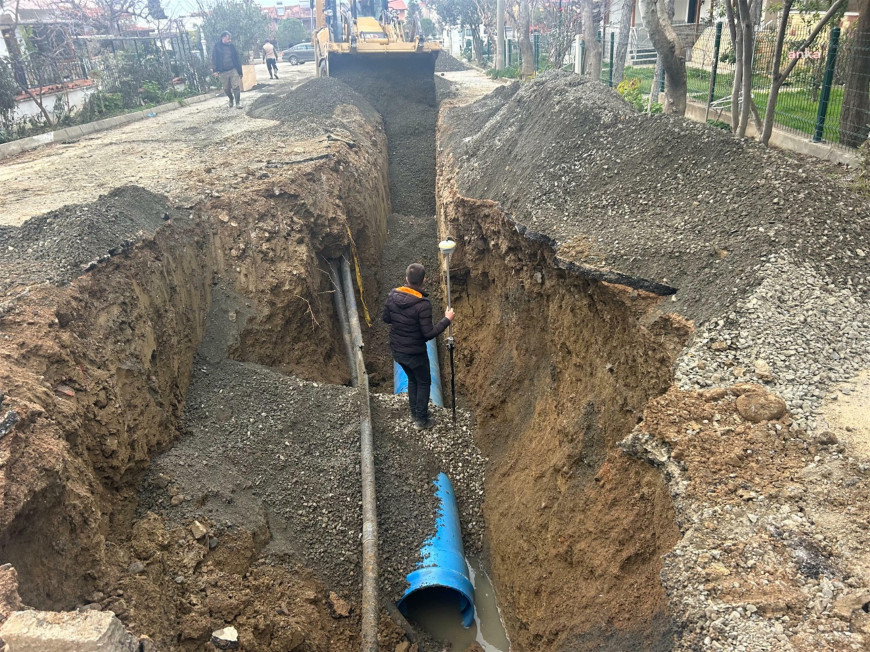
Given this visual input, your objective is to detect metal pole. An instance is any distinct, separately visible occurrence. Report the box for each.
[339,257,378,652]
[705,21,723,122]
[608,31,615,87]
[813,26,840,143]
[496,0,505,70]
[439,239,457,424]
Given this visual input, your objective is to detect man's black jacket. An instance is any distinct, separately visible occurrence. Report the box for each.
[382,286,450,356]
[212,41,242,75]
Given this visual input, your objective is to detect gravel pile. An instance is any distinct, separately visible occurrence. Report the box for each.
[443,71,870,324]
[435,53,469,72]
[676,254,870,430]
[444,70,870,430]
[247,77,381,140]
[0,186,176,294]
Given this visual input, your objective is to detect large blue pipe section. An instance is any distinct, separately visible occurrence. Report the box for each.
[398,473,475,627]
[393,339,444,407]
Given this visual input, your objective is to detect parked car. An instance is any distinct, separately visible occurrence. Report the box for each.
[282,43,315,65]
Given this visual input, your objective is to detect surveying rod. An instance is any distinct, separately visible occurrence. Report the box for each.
[438,238,457,423]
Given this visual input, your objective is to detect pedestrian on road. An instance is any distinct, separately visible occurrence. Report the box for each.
[382,263,454,430]
[212,31,243,109]
[263,39,279,79]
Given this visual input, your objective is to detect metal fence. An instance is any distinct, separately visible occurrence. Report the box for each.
[614,20,870,149]
[1,34,218,140]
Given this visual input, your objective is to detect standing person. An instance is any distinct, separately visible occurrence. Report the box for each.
[263,39,279,79]
[382,263,454,430]
[212,31,243,109]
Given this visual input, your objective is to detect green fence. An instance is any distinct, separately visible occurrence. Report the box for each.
[614,20,870,149]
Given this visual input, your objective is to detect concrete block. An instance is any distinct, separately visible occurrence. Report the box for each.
[0,610,138,651]
[78,121,98,135]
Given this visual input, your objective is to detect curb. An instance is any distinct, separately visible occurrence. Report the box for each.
[0,90,218,162]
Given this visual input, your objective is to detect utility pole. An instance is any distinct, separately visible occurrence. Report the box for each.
[496,0,505,69]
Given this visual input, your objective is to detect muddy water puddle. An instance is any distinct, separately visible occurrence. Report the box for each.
[403,556,511,651]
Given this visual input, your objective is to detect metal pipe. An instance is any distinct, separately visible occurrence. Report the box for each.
[328,259,358,386]
[339,256,378,652]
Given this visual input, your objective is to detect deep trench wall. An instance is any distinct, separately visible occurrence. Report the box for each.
[436,158,692,648]
[0,124,391,609]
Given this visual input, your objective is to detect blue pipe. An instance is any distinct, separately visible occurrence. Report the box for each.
[393,339,444,407]
[398,472,475,627]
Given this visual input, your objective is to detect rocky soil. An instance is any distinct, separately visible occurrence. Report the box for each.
[435,53,470,73]
[441,71,870,651]
[0,186,179,294]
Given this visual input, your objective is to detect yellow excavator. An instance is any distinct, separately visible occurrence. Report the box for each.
[312,0,440,79]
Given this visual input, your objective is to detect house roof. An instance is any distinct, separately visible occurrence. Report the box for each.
[389,0,407,10]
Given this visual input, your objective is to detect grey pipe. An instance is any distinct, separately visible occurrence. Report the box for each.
[328,259,358,386]
[339,256,378,652]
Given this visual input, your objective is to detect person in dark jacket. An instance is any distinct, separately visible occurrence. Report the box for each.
[212,31,243,109]
[382,262,454,430]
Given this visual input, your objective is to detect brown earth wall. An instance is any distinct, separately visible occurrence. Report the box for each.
[436,149,694,649]
[0,121,390,617]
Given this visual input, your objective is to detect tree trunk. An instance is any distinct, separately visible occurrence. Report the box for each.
[471,26,485,65]
[736,0,754,137]
[640,0,686,113]
[724,0,741,131]
[583,0,602,80]
[650,55,663,102]
[519,0,535,77]
[840,0,870,148]
[612,0,633,84]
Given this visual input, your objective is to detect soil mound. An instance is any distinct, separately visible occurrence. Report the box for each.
[0,186,177,293]
[248,77,381,131]
[435,53,469,72]
[443,71,870,324]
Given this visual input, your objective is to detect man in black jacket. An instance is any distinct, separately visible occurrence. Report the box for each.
[212,31,243,109]
[382,263,454,430]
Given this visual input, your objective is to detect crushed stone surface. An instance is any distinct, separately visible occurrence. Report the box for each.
[0,186,179,294]
[444,71,870,325]
[139,282,485,604]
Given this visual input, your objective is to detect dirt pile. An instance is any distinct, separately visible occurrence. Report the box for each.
[0,186,178,294]
[442,71,870,325]
[623,384,870,651]
[435,53,469,72]
[248,77,381,136]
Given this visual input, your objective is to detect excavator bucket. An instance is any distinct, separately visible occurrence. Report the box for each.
[326,52,438,108]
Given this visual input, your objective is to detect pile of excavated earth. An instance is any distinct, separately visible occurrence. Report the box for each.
[440,69,870,650]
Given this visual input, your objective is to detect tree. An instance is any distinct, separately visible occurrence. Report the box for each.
[430,0,489,64]
[277,17,307,47]
[538,0,582,70]
[840,0,870,147]
[421,17,437,38]
[612,0,633,84]
[640,0,686,113]
[760,0,846,145]
[199,0,268,64]
[581,0,601,79]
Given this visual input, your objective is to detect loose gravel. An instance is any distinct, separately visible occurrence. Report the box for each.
[435,53,470,73]
[0,186,177,294]
[444,70,870,432]
[140,283,486,604]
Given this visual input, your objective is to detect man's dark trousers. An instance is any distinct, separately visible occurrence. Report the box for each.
[394,351,431,423]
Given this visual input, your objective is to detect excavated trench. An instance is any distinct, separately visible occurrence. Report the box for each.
[0,73,691,651]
